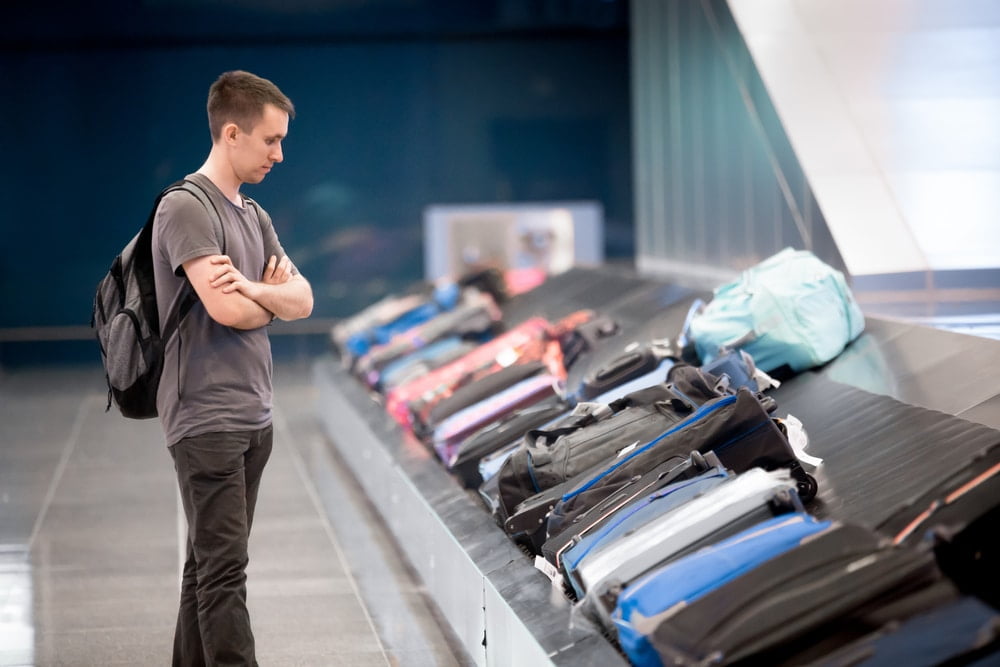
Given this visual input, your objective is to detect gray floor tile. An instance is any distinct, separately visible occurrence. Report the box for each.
[0,361,462,667]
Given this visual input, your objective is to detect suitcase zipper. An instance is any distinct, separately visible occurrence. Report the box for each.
[562,395,737,502]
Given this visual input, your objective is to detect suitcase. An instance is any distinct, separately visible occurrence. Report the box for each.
[877,445,1000,609]
[342,281,463,359]
[496,365,733,522]
[699,348,773,393]
[572,468,802,604]
[423,360,550,435]
[557,314,622,371]
[552,389,816,519]
[355,293,503,388]
[387,310,596,432]
[584,357,674,405]
[449,396,571,488]
[384,316,553,429]
[332,290,433,357]
[501,385,817,550]
[573,339,676,401]
[624,523,942,667]
[541,451,725,575]
[611,512,834,666]
[431,373,563,465]
[555,460,731,597]
[376,336,478,392]
[810,593,1000,667]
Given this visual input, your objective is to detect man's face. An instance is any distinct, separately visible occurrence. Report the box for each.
[232,103,288,184]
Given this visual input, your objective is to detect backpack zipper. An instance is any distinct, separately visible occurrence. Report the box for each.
[562,395,737,502]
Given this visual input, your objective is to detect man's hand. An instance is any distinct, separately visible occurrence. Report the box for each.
[208,255,262,301]
[198,253,312,324]
[262,255,292,285]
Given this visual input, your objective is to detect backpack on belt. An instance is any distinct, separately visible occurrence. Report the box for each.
[685,248,865,373]
[90,179,225,419]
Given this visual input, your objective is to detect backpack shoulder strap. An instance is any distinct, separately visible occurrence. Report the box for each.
[176,179,227,254]
[240,193,266,235]
[155,178,227,343]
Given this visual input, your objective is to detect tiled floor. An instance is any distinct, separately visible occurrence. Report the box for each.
[0,360,472,667]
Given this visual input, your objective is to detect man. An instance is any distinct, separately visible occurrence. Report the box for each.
[151,70,313,666]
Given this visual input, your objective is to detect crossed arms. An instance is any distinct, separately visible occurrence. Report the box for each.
[183,253,314,330]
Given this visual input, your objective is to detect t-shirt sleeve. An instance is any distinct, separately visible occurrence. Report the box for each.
[157,190,221,277]
[255,205,299,276]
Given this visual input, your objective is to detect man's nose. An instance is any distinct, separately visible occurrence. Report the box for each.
[271,144,283,163]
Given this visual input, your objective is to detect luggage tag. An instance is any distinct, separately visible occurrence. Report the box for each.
[781,414,823,470]
[534,555,562,584]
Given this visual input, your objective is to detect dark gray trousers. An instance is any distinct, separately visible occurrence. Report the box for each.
[169,424,273,667]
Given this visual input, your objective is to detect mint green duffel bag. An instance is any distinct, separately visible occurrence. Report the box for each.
[688,248,865,373]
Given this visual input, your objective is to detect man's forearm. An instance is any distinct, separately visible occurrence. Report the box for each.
[226,293,276,330]
[251,276,314,322]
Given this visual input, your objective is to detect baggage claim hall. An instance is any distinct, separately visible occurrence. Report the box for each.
[3,2,1000,665]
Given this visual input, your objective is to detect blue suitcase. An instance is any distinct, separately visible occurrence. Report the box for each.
[558,464,730,597]
[612,513,832,667]
[573,468,803,607]
[621,522,943,667]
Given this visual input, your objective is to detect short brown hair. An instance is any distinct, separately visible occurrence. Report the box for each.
[207,70,295,140]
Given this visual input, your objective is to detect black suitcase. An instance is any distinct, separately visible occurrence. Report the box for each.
[449,395,570,488]
[812,591,1000,667]
[877,443,1000,609]
[574,339,676,401]
[631,523,943,667]
[496,382,711,527]
[557,314,622,371]
[421,360,550,437]
[495,365,732,521]
[501,386,817,551]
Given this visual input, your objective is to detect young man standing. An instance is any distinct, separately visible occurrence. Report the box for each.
[152,70,313,666]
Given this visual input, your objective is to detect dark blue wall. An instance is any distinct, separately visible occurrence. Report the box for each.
[0,1,632,331]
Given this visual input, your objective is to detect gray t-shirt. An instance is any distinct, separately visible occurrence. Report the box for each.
[151,173,290,446]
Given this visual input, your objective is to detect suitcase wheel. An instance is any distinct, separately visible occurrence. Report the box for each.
[795,473,818,503]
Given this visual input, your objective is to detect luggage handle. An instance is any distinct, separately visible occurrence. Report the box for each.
[527,418,594,445]
[526,402,613,445]
[591,350,645,382]
[504,498,557,537]
[653,396,695,416]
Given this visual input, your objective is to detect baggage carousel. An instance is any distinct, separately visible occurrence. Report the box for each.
[314,265,1000,666]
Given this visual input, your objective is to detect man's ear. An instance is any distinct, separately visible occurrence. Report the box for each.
[222,122,240,145]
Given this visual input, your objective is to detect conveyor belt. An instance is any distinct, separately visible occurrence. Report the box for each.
[317,265,1000,666]
[771,373,1000,528]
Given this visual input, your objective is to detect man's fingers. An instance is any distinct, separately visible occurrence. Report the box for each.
[276,256,292,280]
[209,255,232,265]
[261,256,292,284]
[262,255,278,280]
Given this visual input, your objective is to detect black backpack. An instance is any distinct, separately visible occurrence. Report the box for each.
[91,179,225,419]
